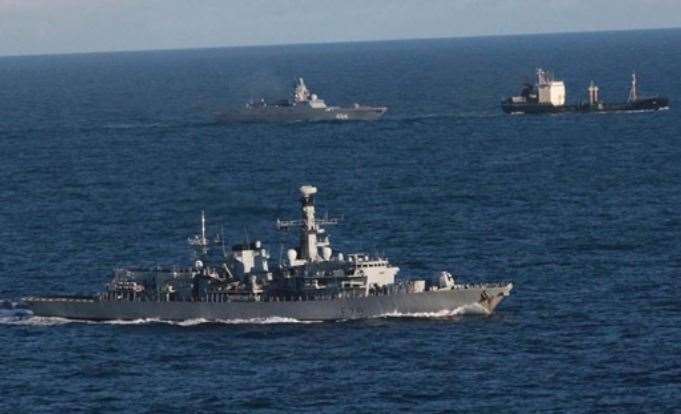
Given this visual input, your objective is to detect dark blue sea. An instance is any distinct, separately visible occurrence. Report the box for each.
[1,29,680,412]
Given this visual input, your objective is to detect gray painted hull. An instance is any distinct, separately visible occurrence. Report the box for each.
[215,106,387,123]
[25,284,512,322]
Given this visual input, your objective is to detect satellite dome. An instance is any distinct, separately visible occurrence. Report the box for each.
[300,185,317,197]
[287,249,298,263]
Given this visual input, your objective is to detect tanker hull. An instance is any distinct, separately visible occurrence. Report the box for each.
[502,98,669,115]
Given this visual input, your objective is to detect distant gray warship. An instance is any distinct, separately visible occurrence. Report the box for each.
[215,78,387,123]
[25,186,512,322]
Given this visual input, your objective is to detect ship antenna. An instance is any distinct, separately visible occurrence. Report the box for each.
[201,210,207,245]
[188,210,210,255]
[628,72,638,102]
[221,224,226,256]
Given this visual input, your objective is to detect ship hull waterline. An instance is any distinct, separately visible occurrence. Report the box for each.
[215,106,387,124]
[25,284,512,322]
[501,97,670,115]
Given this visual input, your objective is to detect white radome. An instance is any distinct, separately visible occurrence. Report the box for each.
[287,249,298,264]
[300,185,317,197]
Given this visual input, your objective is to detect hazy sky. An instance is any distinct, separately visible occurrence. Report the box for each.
[0,0,680,56]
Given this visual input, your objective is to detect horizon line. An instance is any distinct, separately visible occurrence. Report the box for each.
[1,26,679,60]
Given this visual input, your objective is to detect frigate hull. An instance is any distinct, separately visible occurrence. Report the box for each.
[215,105,387,124]
[25,284,512,322]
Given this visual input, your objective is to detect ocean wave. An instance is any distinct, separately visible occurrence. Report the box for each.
[102,122,165,130]
[388,111,498,124]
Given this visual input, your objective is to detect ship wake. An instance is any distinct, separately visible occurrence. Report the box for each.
[378,303,489,319]
[0,303,320,326]
[0,313,319,326]
[1,301,489,326]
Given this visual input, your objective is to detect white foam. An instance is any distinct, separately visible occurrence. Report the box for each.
[171,316,319,326]
[0,301,488,326]
[0,313,319,327]
[378,303,489,319]
[1,316,79,326]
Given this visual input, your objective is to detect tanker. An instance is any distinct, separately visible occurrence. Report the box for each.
[502,69,669,114]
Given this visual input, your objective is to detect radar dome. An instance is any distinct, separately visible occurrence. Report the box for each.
[321,247,332,261]
[287,249,297,263]
[300,185,317,197]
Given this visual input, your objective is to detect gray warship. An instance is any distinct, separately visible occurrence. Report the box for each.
[215,78,387,123]
[25,186,512,322]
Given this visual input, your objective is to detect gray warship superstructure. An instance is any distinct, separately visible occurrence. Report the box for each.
[25,186,512,322]
[215,78,387,123]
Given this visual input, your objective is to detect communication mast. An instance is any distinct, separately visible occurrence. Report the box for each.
[277,186,340,261]
[628,72,639,102]
[188,210,210,256]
